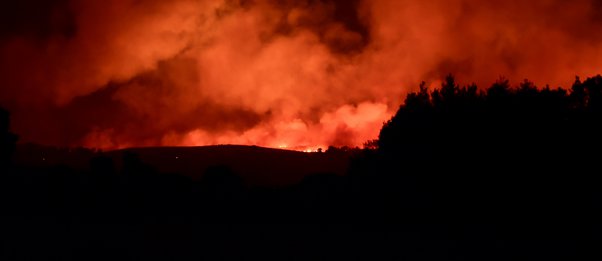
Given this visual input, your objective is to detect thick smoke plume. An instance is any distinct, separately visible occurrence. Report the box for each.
[1,0,602,150]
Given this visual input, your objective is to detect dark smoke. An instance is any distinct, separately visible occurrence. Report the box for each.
[1,0,601,149]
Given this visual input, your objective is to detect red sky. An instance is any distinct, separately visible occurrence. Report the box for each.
[1,0,602,150]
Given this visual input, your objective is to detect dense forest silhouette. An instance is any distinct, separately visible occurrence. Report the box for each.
[1,75,601,260]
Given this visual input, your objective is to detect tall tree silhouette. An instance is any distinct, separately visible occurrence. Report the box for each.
[0,107,18,166]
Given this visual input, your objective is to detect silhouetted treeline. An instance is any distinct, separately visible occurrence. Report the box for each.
[345,75,602,260]
[370,75,602,214]
[1,75,602,260]
[379,75,602,160]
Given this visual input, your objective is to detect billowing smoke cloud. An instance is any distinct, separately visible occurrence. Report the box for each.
[1,0,601,150]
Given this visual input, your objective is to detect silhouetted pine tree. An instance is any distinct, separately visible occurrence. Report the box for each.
[0,107,18,167]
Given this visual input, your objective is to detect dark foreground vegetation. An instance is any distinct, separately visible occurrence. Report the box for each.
[1,75,602,260]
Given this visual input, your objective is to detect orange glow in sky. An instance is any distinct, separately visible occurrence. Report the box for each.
[1,0,602,150]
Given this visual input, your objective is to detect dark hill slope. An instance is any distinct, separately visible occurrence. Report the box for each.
[13,144,350,187]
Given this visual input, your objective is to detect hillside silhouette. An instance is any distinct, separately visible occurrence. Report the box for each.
[12,144,350,187]
[1,75,602,260]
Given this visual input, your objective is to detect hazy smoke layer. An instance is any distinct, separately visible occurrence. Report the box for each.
[1,0,601,150]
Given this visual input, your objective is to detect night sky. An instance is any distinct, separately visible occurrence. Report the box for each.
[2,0,602,150]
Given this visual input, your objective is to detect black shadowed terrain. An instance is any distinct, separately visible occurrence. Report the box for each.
[13,144,350,187]
[1,75,602,260]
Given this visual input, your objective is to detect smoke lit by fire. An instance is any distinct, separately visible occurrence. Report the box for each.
[1,0,602,150]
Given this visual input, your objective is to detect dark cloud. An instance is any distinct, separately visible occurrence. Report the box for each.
[0,0,76,40]
[13,56,263,147]
[249,0,369,54]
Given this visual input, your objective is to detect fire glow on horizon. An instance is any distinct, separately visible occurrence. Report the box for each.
[1,0,602,150]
